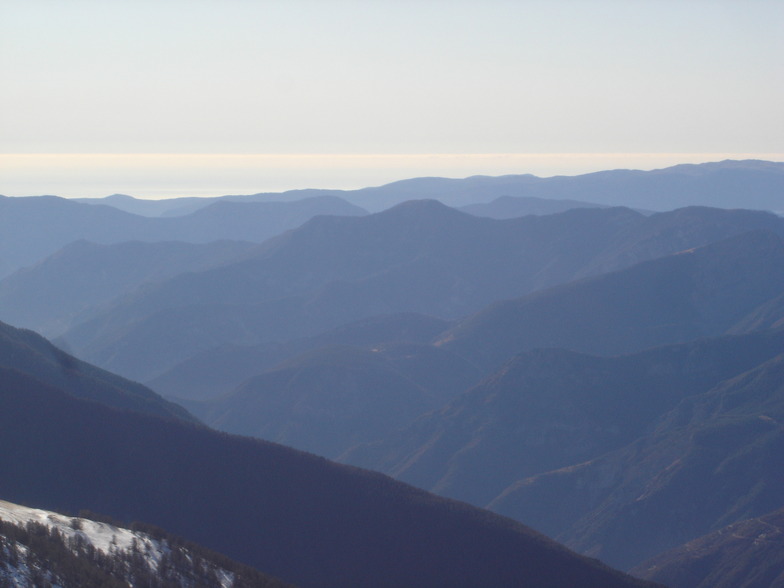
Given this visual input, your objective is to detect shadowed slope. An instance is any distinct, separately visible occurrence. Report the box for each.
[149,312,454,401]
[0,320,193,422]
[0,368,658,588]
[187,342,482,458]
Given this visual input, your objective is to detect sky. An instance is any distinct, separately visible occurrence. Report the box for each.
[1,0,782,198]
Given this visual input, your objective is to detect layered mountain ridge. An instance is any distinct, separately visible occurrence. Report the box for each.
[56,203,784,384]
[71,159,784,214]
[0,347,656,588]
[5,161,784,586]
[0,194,365,278]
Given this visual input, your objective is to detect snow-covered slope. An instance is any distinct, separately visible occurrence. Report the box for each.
[0,499,289,588]
[1,499,163,560]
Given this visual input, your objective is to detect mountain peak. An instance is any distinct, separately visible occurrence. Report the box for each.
[385,198,459,213]
[376,198,475,224]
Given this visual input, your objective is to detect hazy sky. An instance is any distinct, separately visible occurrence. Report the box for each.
[2,0,782,198]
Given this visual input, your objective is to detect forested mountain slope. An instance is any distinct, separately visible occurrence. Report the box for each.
[0,499,290,588]
[344,328,784,507]
[0,366,657,588]
[0,320,193,422]
[489,351,784,570]
[631,507,784,588]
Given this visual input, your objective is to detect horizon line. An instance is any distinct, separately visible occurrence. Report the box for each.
[3,152,783,158]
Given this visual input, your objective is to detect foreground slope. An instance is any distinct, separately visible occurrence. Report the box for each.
[0,368,656,588]
[0,499,290,588]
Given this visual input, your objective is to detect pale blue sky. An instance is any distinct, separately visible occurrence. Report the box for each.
[1,1,782,197]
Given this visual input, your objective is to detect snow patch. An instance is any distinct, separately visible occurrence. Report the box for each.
[0,499,242,588]
[0,499,165,564]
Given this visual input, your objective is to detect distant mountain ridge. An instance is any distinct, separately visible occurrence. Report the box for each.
[0,239,256,337]
[69,159,784,214]
[460,194,607,219]
[0,194,365,278]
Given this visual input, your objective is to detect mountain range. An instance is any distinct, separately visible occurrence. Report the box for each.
[50,202,784,385]
[150,312,456,402]
[483,346,784,570]
[185,225,784,460]
[459,194,607,218]
[137,209,784,409]
[5,160,784,586]
[56,201,648,381]
[0,322,656,587]
[438,228,784,370]
[344,328,784,507]
[182,342,483,458]
[72,159,784,214]
[0,239,256,337]
[0,194,365,278]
